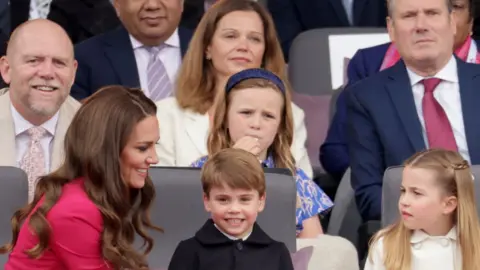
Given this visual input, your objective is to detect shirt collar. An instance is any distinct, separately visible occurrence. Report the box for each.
[410,226,457,244]
[214,223,252,241]
[129,28,180,50]
[10,104,59,136]
[406,55,458,86]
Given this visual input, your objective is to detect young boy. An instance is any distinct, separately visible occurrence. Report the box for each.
[168,148,294,270]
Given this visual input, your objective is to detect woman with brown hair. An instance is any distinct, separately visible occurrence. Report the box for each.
[2,86,162,269]
[155,0,313,178]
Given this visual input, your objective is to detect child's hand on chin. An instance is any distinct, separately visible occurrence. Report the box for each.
[232,136,262,159]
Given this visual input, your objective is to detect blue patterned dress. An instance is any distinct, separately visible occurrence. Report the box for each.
[191,155,334,235]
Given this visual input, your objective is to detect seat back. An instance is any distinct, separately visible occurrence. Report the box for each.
[326,169,362,248]
[382,165,480,227]
[143,167,297,268]
[292,93,331,169]
[0,167,29,265]
[288,27,387,96]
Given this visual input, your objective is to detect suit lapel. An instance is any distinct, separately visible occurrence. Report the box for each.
[353,0,368,25]
[50,97,80,171]
[327,0,350,26]
[101,26,140,88]
[457,61,480,164]
[184,110,209,156]
[10,0,31,31]
[178,27,193,58]
[0,92,18,167]
[385,61,426,152]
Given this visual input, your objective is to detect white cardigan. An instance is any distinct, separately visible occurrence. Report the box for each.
[153,97,313,178]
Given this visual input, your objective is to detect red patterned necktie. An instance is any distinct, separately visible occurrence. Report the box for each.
[422,78,458,151]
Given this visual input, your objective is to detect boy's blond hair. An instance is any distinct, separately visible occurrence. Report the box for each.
[201,148,266,197]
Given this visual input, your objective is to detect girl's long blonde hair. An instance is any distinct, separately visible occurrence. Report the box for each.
[207,77,295,174]
[207,76,300,209]
[368,148,480,270]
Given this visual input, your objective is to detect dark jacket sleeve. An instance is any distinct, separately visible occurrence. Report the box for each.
[319,49,369,179]
[168,240,199,270]
[320,88,350,180]
[347,84,383,221]
[278,243,294,270]
[267,0,303,61]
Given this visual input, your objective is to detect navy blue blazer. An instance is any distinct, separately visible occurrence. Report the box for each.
[321,41,480,181]
[347,58,480,221]
[268,0,387,60]
[71,26,193,100]
[320,42,389,180]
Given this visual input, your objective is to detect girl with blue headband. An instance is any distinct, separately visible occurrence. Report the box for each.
[192,68,334,238]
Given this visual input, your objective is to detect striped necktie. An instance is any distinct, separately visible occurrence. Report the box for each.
[147,46,173,101]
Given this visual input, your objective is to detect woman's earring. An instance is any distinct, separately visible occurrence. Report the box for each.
[206,55,211,60]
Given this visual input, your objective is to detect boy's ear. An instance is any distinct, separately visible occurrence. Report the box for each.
[258,192,266,212]
[443,196,458,215]
[203,193,212,212]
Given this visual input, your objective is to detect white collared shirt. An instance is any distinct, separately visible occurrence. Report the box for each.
[11,104,59,173]
[406,56,470,163]
[214,223,252,241]
[129,29,181,98]
[365,227,461,270]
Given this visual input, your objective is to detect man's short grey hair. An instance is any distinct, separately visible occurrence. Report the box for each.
[386,0,453,17]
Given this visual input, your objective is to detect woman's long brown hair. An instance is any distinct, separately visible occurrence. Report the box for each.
[175,0,288,114]
[368,149,480,270]
[0,86,163,269]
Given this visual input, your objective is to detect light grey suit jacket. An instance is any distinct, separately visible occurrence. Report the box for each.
[0,89,81,171]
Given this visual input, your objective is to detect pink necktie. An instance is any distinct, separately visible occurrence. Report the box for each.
[20,126,46,202]
[422,78,458,151]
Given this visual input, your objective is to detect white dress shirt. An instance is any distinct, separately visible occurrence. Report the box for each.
[406,56,470,163]
[11,104,58,173]
[129,29,182,97]
[365,227,461,270]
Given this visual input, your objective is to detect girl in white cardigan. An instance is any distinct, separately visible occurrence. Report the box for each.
[364,149,480,270]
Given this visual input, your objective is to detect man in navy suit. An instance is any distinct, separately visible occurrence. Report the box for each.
[267,0,387,61]
[72,0,193,101]
[347,0,480,221]
[10,0,120,44]
[321,0,478,182]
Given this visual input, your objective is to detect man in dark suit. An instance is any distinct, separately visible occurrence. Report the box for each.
[180,0,211,30]
[10,0,119,44]
[347,0,480,221]
[321,0,478,182]
[72,0,193,101]
[267,0,387,61]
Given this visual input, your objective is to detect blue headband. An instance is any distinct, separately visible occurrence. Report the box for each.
[225,68,286,93]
